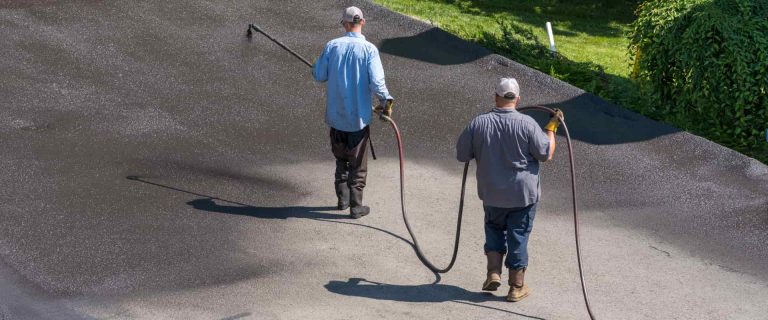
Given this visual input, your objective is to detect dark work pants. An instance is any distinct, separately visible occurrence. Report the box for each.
[483,203,538,270]
[330,126,369,208]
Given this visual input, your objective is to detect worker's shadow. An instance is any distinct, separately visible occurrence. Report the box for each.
[325,278,546,319]
[186,198,346,220]
[127,176,416,245]
[126,175,350,220]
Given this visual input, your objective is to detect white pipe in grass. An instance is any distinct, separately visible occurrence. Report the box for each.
[546,22,556,53]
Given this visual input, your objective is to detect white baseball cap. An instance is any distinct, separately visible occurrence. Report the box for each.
[495,77,520,99]
[341,6,364,23]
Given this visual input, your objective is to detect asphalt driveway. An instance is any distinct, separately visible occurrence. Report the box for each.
[0,1,766,319]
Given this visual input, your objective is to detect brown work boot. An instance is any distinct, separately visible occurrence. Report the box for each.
[507,268,530,302]
[482,251,504,291]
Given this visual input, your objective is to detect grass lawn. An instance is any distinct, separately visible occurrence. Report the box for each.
[372,0,768,164]
[371,0,648,136]
[372,0,638,77]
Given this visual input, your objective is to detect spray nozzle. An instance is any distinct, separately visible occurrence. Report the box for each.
[247,24,264,38]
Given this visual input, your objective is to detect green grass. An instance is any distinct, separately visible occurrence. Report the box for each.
[373,0,638,77]
[373,0,768,164]
[371,0,649,135]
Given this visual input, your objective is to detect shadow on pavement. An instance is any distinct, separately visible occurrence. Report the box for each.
[126,175,445,284]
[219,312,252,320]
[187,198,345,220]
[520,94,681,145]
[127,175,346,220]
[0,0,59,9]
[379,28,490,65]
[325,278,545,319]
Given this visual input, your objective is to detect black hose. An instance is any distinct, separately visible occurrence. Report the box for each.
[378,115,466,273]
[518,106,597,320]
[379,106,596,320]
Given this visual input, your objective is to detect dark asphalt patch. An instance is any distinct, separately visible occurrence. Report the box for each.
[0,1,765,318]
[379,27,491,66]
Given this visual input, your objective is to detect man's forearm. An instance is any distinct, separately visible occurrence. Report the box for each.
[547,130,556,161]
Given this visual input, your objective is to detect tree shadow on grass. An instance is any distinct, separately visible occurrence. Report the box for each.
[325,278,546,319]
[419,0,639,37]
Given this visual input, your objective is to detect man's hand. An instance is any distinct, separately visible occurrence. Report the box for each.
[544,108,564,133]
[374,99,394,118]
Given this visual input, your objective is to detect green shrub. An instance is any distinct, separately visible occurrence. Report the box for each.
[629,0,768,158]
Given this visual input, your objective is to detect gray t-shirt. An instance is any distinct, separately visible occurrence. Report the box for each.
[456,107,551,208]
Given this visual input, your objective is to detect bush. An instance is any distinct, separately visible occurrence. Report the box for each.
[629,0,768,158]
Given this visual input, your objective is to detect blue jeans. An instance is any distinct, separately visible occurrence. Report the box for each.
[483,203,537,270]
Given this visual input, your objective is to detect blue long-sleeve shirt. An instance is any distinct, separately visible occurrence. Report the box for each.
[313,32,392,132]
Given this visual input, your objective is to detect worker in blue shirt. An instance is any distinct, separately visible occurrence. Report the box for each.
[313,6,394,219]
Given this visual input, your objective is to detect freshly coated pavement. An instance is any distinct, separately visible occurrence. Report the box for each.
[1,1,767,319]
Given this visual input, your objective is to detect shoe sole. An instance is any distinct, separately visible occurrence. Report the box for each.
[482,280,501,291]
[506,290,530,302]
[338,204,350,210]
[350,212,369,219]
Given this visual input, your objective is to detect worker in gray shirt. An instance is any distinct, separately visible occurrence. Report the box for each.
[456,77,562,302]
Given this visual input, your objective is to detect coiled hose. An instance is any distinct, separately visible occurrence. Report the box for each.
[378,106,596,320]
